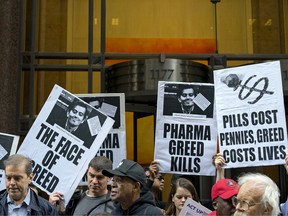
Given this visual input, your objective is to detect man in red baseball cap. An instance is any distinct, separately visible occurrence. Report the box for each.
[208,178,239,216]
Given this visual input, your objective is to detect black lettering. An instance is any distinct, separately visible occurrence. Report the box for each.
[36,124,59,148]
[168,140,204,156]
[55,136,85,165]
[222,113,249,128]
[257,127,284,143]
[169,140,177,155]
[32,163,59,193]
[102,133,120,148]
[163,123,170,138]
[46,176,59,193]
[187,204,196,210]
[96,149,113,161]
[72,148,85,165]
[223,148,255,163]
[251,110,278,126]
[170,156,201,173]
[219,130,254,146]
[36,123,48,140]
[42,150,60,169]
[162,123,211,140]
[178,125,185,139]
[258,145,286,161]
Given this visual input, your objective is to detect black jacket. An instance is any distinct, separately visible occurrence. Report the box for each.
[0,189,58,215]
[111,189,163,216]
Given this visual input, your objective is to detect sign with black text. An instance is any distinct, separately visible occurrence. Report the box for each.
[77,93,126,185]
[154,81,217,176]
[17,85,114,205]
[179,198,212,216]
[214,61,287,168]
[0,132,19,190]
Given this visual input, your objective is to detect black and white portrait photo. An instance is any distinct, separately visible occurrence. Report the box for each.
[46,90,107,149]
[163,83,214,118]
[79,95,122,129]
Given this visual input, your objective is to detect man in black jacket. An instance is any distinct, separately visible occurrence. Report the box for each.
[103,159,163,215]
[0,154,58,215]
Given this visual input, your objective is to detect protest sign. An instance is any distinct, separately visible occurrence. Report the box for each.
[214,61,287,168]
[17,85,114,205]
[179,198,211,216]
[0,132,19,190]
[77,93,126,184]
[154,81,217,176]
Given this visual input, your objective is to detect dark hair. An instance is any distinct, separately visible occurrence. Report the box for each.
[176,85,198,98]
[89,156,112,171]
[4,154,33,176]
[68,99,89,119]
[165,178,199,216]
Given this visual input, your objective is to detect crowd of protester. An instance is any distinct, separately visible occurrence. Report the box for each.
[1,152,288,215]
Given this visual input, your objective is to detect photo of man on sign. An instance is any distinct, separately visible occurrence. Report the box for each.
[46,90,107,149]
[163,83,214,118]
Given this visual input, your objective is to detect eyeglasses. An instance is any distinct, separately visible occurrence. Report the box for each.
[181,93,194,97]
[232,197,262,211]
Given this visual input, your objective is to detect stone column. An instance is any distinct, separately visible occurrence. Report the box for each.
[0,0,20,134]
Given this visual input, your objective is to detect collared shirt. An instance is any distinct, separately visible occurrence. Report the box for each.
[7,189,31,216]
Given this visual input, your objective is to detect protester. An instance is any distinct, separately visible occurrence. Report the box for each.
[146,161,166,210]
[102,159,163,215]
[0,154,58,215]
[233,172,280,216]
[164,177,200,216]
[49,156,114,215]
[212,153,226,182]
[208,153,239,216]
[208,178,239,216]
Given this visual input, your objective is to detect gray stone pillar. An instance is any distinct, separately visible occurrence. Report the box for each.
[0,0,20,134]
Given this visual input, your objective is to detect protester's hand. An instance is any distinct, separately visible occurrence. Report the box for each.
[284,152,288,175]
[49,192,64,206]
[212,153,226,181]
[212,153,226,170]
[149,161,160,181]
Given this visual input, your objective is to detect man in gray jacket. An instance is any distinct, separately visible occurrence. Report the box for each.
[49,156,114,215]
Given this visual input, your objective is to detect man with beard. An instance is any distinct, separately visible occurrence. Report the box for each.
[0,154,57,215]
[49,156,114,215]
[233,173,280,216]
[103,159,163,215]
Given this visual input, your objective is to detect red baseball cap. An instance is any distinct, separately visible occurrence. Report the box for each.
[211,178,239,201]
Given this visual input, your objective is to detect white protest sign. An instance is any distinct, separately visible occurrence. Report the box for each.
[154,81,217,176]
[0,132,19,190]
[179,198,212,216]
[77,93,126,185]
[214,61,287,168]
[17,85,114,205]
